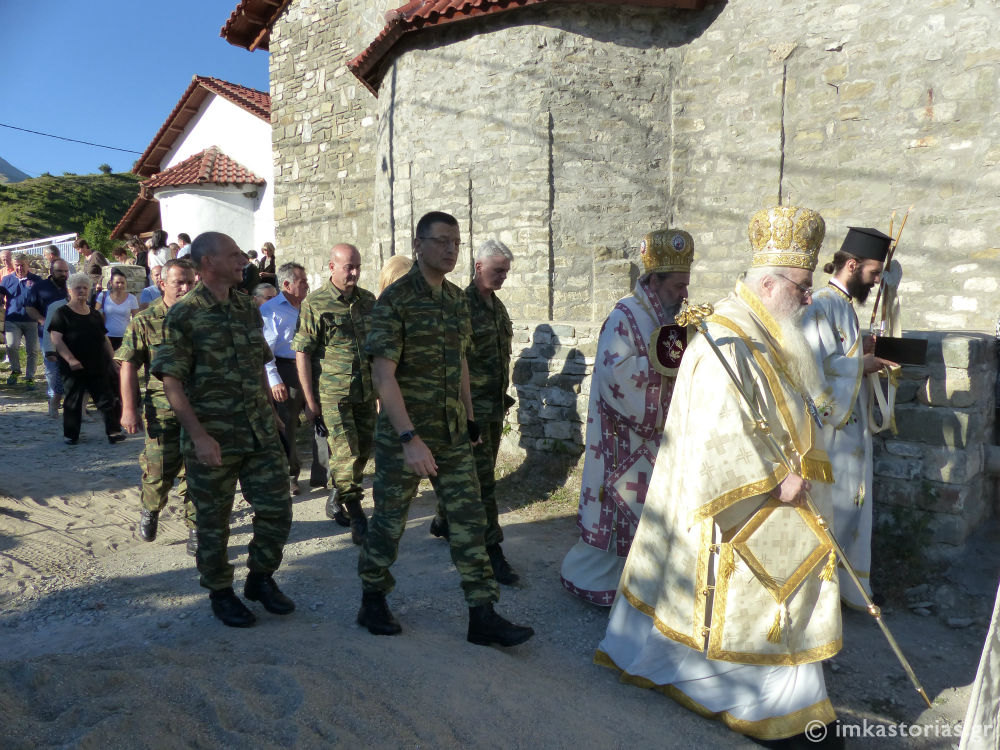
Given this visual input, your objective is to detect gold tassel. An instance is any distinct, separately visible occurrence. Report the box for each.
[819,550,836,582]
[766,604,784,644]
[800,452,835,484]
[717,548,736,582]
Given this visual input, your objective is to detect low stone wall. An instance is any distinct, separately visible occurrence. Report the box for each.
[873,331,997,559]
[502,320,601,459]
[502,323,999,557]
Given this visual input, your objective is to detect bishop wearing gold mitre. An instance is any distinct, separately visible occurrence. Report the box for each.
[597,206,845,749]
[561,229,693,605]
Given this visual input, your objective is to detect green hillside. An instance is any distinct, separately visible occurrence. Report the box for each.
[0,172,141,245]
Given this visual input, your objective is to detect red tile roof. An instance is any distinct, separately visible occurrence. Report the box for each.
[221,0,292,51]
[111,148,265,239]
[134,75,270,177]
[145,147,266,190]
[348,0,711,95]
[110,194,160,240]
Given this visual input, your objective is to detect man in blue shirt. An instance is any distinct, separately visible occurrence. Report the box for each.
[25,258,70,408]
[1,253,44,388]
[261,261,318,495]
[138,264,163,311]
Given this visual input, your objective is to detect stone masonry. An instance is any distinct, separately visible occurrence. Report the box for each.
[264,0,1000,551]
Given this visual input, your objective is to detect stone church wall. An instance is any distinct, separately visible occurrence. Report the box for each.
[268,0,394,278]
[267,0,1000,553]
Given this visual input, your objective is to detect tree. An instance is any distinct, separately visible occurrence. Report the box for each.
[80,214,115,259]
[98,164,112,175]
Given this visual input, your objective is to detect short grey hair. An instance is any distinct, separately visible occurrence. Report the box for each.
[67,272,93,292]
[475,239,513,264]
[252,283,277,299]
[276,261,305,289]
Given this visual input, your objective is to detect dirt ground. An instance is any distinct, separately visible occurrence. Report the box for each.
[1,385,997,749]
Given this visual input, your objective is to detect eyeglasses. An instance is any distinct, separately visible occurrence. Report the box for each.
[773,272,813,297]
[418,236,461,249]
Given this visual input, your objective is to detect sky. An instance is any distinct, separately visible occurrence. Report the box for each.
[1,0,269,178]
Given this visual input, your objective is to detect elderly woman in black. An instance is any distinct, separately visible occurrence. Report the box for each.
[48,272,124,445]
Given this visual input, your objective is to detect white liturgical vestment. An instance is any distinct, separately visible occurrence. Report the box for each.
[803,279,874,608]
[597,282,841,741]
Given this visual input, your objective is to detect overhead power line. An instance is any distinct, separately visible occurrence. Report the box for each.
[0,122,143,155]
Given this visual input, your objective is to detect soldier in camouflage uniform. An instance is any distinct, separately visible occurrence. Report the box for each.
[429,239,520,584]
[293,243,377,545]
[356,211,534,647]
[117,258,197,555]
[152,232,294,629]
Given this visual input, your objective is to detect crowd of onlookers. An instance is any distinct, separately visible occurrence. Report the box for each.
[0,231,288,445]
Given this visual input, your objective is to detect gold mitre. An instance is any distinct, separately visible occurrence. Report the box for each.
[639,229,694,274]
[747,205,825,271]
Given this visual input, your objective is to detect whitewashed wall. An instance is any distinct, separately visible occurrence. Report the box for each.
[155,186,258,255]
[159,94,275,251]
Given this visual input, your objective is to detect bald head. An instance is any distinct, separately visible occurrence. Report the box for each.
[191,231,230,268]
[329,243,362,294]
[190,231,244,289]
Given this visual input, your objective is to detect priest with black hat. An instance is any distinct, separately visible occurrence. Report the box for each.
[803,226,895,610]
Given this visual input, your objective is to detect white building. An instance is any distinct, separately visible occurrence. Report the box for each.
[112,75,273,254]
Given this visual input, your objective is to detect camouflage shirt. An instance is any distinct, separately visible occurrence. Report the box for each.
[465,282,513,422]
[291,280,376,404]
[365,263,472,448]
[151,282,277,456]
[115,297,172,412]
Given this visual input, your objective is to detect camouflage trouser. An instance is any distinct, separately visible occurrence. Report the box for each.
[140,407,194,528]
[436,420,503,545]
[322,396,376,505]
[359,434,499,606]
[185,441,292,591]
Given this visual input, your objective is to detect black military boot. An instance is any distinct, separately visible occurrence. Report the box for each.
[429,515,450,540]
[486,543,520,585]
[325,488,351,527]
[345,498,368,546]
[138,509,159,542]
[210,587,256,628]
[244,572,295,615]
[357,591,402,635]
[467,603,534,647]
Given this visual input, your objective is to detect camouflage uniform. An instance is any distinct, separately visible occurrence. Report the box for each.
[434,283,514,545]
[115,298,194,527]
[151,282,291,591]
[291,281,377,505]
[359,263,498,606]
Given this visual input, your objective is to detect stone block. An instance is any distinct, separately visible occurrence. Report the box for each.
[918,367,984,408]
[876,476,979,515]
[873,454,922,480]
[881,439,925,458]
[927,513,968,550]
[940,334,992,369]
[543,420,579,440]
[518,422,544,437]
[893,404,971,448]
[541,386,578,407]
[540,404,573,421]
[921,445,983,485]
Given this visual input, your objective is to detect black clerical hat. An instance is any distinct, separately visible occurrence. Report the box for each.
[840,227,891,262]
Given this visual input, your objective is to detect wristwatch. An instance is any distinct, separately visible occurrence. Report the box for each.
[398,430,416,444]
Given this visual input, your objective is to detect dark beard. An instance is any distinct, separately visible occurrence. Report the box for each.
[846,271,875,304]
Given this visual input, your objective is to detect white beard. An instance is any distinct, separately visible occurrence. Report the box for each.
[774,304,824,399]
